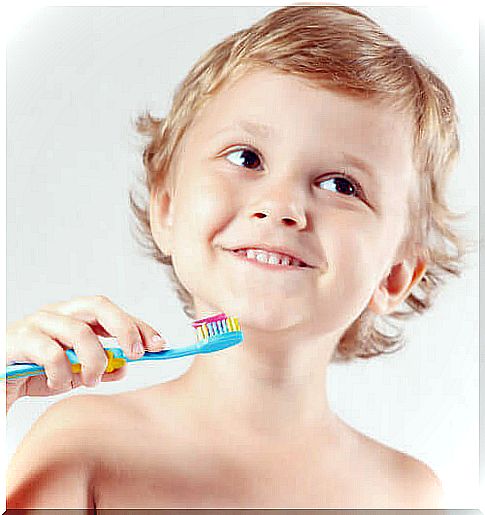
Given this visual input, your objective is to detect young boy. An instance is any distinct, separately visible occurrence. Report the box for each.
[6,5,469,509]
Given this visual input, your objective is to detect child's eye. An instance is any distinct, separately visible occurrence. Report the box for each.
[225,147,262,170]
[315,174,364,200]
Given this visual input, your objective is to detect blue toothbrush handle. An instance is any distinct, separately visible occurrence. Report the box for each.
[1,336,241,381]
[3,362,47,380]
[1,346,201,381]
[2,329,243,381]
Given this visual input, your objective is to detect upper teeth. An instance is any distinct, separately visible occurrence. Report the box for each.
[235,248,305,267]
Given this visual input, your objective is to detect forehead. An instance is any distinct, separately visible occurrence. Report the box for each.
[188,68,415,176]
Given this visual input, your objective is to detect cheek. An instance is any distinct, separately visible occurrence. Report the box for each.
[319,232,383,326]
[177,171,235,222]
[198,180,238,256]
[198,179,234,222]
[324,216,389,294]
[333,233,379,285]
[170,174,238,286]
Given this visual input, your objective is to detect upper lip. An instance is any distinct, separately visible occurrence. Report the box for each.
[224,243,316,268]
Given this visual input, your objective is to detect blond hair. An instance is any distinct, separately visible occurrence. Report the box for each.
[129,6,473,361]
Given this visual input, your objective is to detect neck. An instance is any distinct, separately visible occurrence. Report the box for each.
[181,318,341,444]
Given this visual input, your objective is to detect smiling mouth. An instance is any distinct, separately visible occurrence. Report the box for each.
[226,249,312,271]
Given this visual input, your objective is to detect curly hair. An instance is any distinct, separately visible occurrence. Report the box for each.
[128,5,474,362]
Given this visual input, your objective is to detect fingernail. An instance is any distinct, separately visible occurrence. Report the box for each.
[152,335,168,348]
[133,340,145,356]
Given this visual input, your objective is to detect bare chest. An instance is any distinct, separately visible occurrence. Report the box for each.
[93,426,400,509]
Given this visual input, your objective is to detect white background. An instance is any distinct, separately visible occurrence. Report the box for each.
[5,5,479,508]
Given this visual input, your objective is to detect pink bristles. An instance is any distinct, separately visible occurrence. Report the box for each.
[191,313,228,329]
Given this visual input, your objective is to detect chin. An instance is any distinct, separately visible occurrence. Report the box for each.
[216,295,308,334]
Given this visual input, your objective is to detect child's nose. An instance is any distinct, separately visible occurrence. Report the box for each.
[251,208,306,229]
[245,188,307,230]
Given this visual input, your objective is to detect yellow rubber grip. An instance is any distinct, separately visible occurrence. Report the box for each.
[70,350,127,375]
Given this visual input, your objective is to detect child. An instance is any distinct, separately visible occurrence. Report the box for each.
[6,5,471,509]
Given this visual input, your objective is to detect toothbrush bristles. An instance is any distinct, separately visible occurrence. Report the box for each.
[194,315,240,342]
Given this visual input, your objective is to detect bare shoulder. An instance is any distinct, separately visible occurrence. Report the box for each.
[392,450,445,509]
[347,427,445,509]
[367,435,444,509]
[7,393,123,508]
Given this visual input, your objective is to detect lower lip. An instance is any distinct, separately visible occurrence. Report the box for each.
[226,250,312,272]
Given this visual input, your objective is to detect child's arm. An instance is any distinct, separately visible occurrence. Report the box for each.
[7,394,103,509]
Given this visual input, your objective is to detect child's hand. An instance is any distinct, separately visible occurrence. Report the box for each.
[5,295,167,410]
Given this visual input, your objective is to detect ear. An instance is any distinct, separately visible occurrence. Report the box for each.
[368,255,427,315]
[149,185,174,256]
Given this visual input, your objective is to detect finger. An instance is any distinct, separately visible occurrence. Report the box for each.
[22,370,84,397]
[39,299,111,338]
[38,297,110,329]
[131,317,168,352]
[27,311,108,386]
[79,321,112,338]
[8,329,74,391]
[101,366,128,382]
[40,295,148,361]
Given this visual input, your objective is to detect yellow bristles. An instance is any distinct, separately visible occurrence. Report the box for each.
[227,317,240,331]
[194,316,240,342]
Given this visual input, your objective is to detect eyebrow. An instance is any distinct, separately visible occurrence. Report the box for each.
[214,120,375,178]
[214,120,274,140]
[339,152,375,178]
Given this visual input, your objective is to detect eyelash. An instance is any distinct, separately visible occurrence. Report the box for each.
[222,145,367,201]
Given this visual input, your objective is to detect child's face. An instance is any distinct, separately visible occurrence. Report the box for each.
[152,68,420,337]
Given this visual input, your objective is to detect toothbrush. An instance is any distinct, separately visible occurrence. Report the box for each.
[1,313,243,381]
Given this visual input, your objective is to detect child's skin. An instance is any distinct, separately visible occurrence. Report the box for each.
[6,67,443,509]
